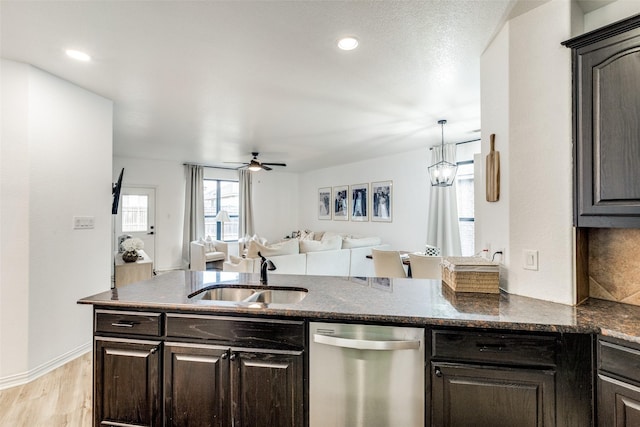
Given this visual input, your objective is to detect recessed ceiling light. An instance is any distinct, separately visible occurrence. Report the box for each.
[65,49,91,62]
[337,37,359,51]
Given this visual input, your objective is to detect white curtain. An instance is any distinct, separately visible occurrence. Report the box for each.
[238,169,254,239]
[182,165,204,268]
[427,143,462,256]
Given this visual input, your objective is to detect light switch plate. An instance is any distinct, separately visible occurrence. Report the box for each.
[73,216,95,229]
[523,249,538,271]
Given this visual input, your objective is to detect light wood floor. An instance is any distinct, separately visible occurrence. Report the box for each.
[0,352,92,426]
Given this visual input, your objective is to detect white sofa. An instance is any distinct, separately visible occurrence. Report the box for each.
[190,238,228,271]
[223,232,389,277]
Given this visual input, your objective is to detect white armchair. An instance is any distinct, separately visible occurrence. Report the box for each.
[190,238,228,271]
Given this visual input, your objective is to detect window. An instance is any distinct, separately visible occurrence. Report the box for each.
[455,140,481,256]
[121,194,148,232]
[204,179,239,241]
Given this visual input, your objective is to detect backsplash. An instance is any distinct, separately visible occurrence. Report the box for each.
[589,228,640,306]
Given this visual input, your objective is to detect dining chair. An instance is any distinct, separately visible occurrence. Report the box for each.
[371,249,407,278]
[408,253,442,279]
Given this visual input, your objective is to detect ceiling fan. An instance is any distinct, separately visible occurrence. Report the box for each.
[225,152,287,171]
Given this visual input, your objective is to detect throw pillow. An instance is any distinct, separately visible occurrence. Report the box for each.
[299,235,343,253]
[298,230,315,240]
[249,238,300,258]
[342,236,382,249]
[203,236,217,252]
[313,231,325,241]
[245,234,268,258]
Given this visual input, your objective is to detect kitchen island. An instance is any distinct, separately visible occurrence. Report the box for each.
[79,271,640,426]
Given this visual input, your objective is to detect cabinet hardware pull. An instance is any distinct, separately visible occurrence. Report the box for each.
[434,367,442,377]
[149,347,157,354]
[478,344,504,352]
[230,352,237,361]
[111,321,135,328]
[221,352,228,360]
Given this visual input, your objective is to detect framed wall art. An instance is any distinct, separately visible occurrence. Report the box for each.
[318,187,332,220]
[333,185,349,221]
[371,180,392,222]
[350,183,368,222]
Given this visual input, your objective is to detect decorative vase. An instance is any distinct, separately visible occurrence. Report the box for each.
[122,250,138,263]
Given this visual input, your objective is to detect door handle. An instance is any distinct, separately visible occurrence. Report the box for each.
[147,231,154,235]
[313,333,421,351]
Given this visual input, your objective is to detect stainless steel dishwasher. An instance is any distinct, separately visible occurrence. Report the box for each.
[309,322,425,427]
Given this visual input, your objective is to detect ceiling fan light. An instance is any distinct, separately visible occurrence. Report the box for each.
[248,165,262,171]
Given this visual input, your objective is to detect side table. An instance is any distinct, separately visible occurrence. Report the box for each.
[114,250,153,287]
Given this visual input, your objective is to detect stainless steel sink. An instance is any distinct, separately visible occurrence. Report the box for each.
[189,285,308,304]
[197,287,256,301]
[244,289,308,304]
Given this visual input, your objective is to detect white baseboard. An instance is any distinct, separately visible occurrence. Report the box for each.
[0,342,92,390]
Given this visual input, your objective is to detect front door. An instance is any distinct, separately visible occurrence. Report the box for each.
[115,186,156,264]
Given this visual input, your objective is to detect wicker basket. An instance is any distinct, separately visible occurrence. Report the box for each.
[441,257,500,294]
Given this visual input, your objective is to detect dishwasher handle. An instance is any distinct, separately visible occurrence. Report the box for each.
[313,333,421,351]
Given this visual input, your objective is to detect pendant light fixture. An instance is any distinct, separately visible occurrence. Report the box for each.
[428,119,458,187]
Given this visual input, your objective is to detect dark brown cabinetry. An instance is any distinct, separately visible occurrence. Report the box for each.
[94,338,162,426]
[93,309,305,427]
[430,329,593,427]
[164,343,303,427]
[94,310,163,427]
[598,336,640,426]
[563,15,640,228]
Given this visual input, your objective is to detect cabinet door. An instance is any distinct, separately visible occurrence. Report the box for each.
[573,24,640,227]
[230,349,304,427]
[164,343,230,427]
[95,338,161,427]
[431,363,555,427]
[598,374,640,427]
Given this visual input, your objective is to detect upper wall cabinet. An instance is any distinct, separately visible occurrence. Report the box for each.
[563,14,640,228]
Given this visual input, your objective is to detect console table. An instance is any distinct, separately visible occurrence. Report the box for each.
[114,250,153,287]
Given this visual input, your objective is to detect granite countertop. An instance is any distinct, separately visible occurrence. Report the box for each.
[78,270,640,343]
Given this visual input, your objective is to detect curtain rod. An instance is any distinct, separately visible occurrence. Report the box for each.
[183,162,239,171]
[429,138,481,150]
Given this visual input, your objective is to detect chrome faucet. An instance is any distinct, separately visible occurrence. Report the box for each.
[258,252,276,285]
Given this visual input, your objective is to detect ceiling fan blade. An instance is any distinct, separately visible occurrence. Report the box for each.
[223,161,250,165]
[261,164,273,171]
[262,162,287,167]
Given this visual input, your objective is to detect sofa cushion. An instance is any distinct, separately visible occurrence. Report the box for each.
[342,236,382,249]
[205,251,226,262]
[299,235,342,253]
[248,238,300,258]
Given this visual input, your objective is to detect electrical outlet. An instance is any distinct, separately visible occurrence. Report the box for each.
[523,250,538,271]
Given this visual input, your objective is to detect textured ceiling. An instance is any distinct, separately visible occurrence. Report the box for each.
[2,1,519,172]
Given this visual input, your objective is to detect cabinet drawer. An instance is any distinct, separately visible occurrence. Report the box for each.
[432,330,557,367]
[599,338,640,384]
[166,314,305,350]
[95,309,162,337]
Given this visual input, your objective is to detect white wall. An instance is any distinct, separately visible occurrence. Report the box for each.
[1,60,31,381]
[253,171,300,243]
[1,60,113,386]
[583,0,640,32]
[299,148,432,251]
[478,22,511,288]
